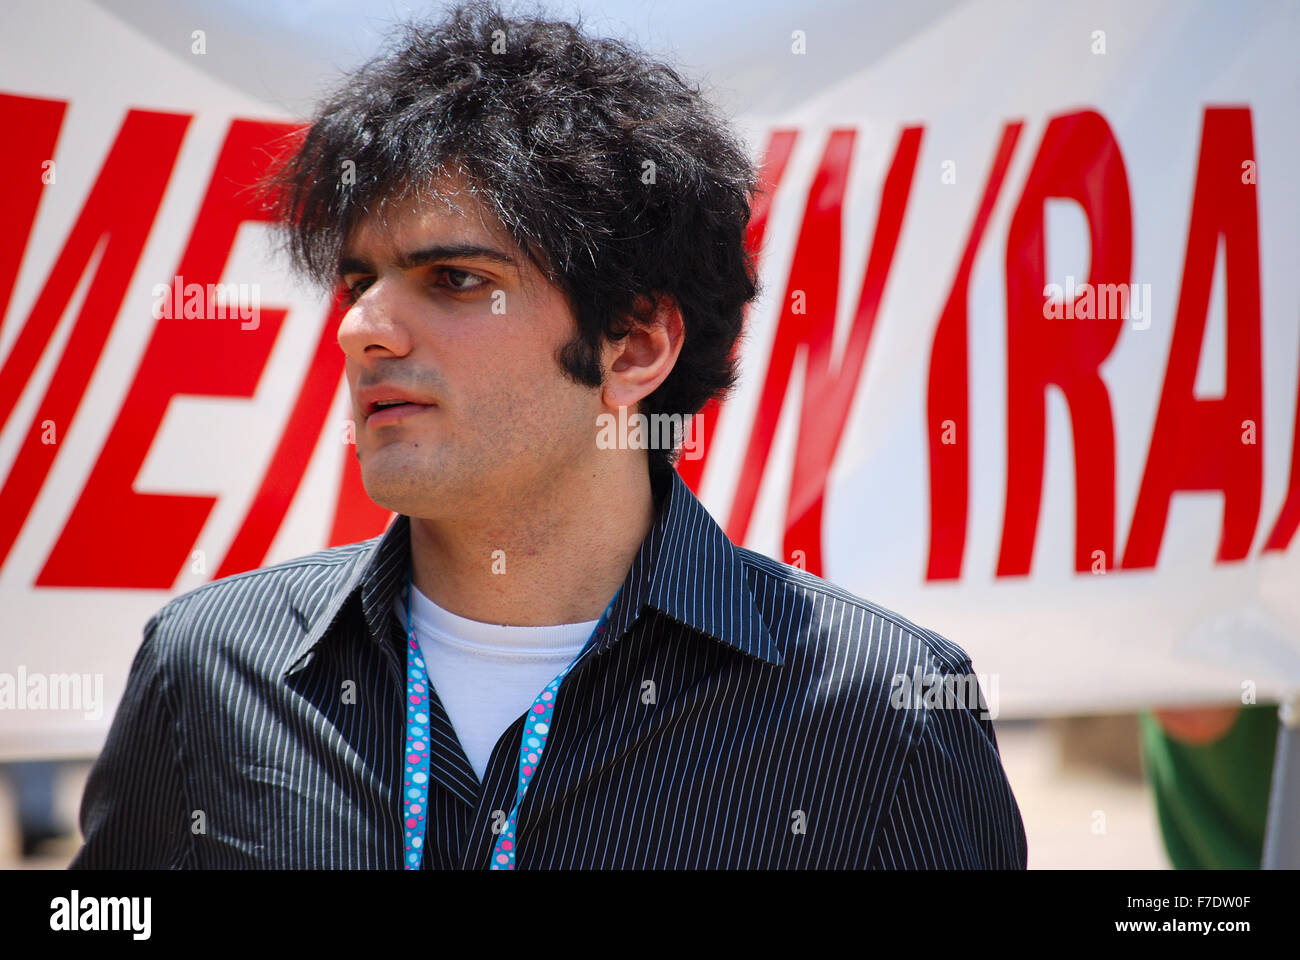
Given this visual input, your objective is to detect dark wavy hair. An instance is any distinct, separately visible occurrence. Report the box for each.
[262,0,760,471]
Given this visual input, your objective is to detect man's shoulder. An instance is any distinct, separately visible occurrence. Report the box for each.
[731,547,1011,842]
[144,536,384,658]
[732,545,974,675]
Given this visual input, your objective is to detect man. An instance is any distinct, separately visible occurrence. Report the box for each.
[71,0,1026,869]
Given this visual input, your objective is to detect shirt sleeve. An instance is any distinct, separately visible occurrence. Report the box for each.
[69,611,193,869]
[867,662,1028,869]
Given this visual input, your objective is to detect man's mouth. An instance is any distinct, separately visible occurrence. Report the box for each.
[365,400,434,426]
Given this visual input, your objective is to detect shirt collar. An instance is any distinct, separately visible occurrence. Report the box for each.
[284,462,783,677]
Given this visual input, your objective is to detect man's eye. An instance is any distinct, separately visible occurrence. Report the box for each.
[439,269,486,291]
[341,279,372,304]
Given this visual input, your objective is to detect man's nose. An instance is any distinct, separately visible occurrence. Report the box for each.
[337,277,415,361]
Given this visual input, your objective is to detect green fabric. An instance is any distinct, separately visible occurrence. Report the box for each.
[1137,703,1279,869]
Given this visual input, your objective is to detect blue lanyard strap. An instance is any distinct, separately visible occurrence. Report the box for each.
[401,575,621,870]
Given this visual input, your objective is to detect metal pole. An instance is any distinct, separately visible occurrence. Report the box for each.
[1262,694,1300,868]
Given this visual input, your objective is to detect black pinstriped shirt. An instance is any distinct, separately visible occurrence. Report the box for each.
[70,461,1027,869]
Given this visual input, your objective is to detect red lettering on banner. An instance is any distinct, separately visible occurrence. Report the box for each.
[38,119,294,588]
[2,105,1288,590]
[201,119,362,575]
[0,94,67,339]
[926,121,1023,580]
[726,127,922,576]
[0,106,190,574]
[217,293,349,577]
[1122,108,1263,568]
[675,129,798,494]
[998,110,1132,576]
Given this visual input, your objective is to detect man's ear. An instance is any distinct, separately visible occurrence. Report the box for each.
[600,294,684,409]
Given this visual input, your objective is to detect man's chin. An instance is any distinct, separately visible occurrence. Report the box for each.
[357,460,446,516]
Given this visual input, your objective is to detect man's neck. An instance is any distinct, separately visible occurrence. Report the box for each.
[407,456,659,627]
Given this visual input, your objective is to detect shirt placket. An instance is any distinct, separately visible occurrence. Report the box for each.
[456,637,615,869]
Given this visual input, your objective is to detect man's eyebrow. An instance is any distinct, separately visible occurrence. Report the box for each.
[336,243,516,279]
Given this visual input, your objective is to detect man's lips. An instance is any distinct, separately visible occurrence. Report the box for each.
[359,383,439,415]
[364,401,435,427]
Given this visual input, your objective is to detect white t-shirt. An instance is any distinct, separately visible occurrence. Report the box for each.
[394,585,599,782]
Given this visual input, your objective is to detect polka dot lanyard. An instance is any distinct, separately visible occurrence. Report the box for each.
[401,574,621,870]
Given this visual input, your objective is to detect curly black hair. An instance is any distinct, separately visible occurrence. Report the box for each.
[262,0,760,471]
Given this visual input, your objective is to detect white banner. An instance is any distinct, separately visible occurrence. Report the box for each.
[2,0,1298,757]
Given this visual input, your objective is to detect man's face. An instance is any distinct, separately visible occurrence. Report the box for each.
[337,172,600,519]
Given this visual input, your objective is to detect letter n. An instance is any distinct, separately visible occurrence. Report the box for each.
[728,127,922,576]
